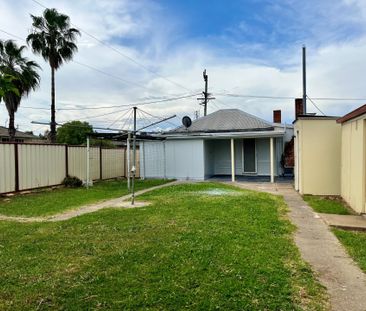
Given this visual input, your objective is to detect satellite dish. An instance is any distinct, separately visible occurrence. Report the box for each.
[182,116,192,128]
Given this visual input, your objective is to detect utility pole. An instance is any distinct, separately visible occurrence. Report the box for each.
[197,69,215,116]
[203,69,208,116]
[302,45,307,114]
[131,106,137,205]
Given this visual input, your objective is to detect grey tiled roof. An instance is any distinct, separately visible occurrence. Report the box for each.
[0,126,38,139]
[169,109,274,133]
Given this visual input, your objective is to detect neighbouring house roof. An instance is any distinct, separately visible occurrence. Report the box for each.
[167,109,279,134]
[337,104,366,124]
[0,126,39,139]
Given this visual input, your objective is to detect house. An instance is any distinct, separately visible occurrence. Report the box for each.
[337,104,366,214]
[140,109,294,182]
[0,126,42,143]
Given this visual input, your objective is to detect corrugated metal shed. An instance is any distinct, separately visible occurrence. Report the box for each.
[169,109,274,133]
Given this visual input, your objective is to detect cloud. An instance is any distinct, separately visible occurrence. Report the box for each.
[1,0,366,134]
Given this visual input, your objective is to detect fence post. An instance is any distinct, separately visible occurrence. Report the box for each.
[99,145,103,180]
[65,145,69,177]
[14,143,19,192]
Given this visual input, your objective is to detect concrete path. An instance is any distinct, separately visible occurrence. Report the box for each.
[0,181,178,223]
[319,213,366,231]
[232,182,366,311]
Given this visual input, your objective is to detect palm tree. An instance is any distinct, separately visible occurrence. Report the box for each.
[27,8,80,143]
[0,40,40,141]
[0,73,19,102]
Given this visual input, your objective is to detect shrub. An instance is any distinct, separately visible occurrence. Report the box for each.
[62,176,83,188]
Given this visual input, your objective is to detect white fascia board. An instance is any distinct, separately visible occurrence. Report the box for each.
[163,130,286,140]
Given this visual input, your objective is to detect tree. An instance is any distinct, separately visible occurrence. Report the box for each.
[0,40,40,141]
[90,139,116,149]
[38,129,50,141]
[56,121,93,145]
[0,73,19,102]
[27,8,80,143]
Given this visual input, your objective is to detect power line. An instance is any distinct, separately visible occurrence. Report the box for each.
[4,28,366,103]
[216,93,296,100]
[18,93,199,111]
[216,92,366,101]
[30,0,192,92]
[60,107,132,122]
[57,93,199,111]
[0,29,157,92]
[0,28,199,111]
[31,120,125,132]
[0,29,24,41]
[72,60,152,91]
[306,95,326,116]
[64,94,200,116]
[310,97,366,101]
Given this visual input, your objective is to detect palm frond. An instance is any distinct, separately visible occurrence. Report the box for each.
[27,8,80,70]
[0,40,40,109]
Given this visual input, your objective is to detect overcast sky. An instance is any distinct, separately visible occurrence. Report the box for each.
[1,0,366,134]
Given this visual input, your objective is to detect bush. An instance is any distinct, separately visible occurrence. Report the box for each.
[62,176,83,188]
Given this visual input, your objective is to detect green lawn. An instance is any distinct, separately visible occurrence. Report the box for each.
[0,183,328,310]
[0,179,169,217]
[303,195,352,215]
[333,229,366,273]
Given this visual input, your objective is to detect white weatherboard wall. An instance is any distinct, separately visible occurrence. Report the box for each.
[0,144,15,193]
[203,138,280,177]
[165,139,205,180]
[141,139,205,180]
[204,139,243,176]
[141,141,165,178]
[256,138,279,176]
[142,137,283,179]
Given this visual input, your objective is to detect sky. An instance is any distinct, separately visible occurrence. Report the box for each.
[1,0,366,134]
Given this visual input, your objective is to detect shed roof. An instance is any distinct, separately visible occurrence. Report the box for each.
[0,126,38,139]
[168,109,275,134]
[337,104,366,124]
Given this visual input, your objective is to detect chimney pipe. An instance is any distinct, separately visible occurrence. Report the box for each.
[295,98,304,120]
[273,110,282,123]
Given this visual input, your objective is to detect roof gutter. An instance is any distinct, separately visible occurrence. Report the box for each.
[161,130,287,140]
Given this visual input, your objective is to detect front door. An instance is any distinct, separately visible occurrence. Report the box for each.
[243,138,256,173]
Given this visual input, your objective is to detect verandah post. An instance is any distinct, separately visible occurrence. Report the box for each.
[231,138,235,182]
[270,137,274,183]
